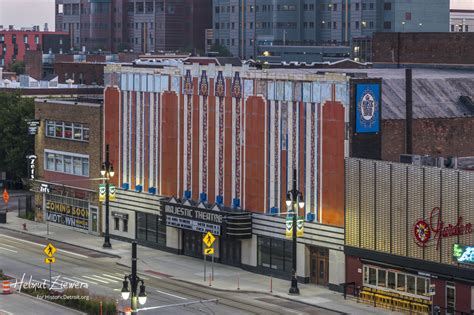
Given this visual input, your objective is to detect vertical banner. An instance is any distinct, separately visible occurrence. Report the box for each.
[99,184,116,202]
[109,185,117,201]
[27,155,37,180]
[285,216,293,239]
[355,83,380,133]
[99,184,106,202]
[297,216,304,237]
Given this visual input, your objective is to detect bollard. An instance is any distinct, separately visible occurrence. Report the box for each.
[270,276,273,293]
[2,280,11,295]
[22,223,27,231]
[100,301,103,315]
[237,273,240,291]
[208,272,212,287]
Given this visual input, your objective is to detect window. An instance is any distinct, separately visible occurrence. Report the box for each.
[24,35,28,44]
[123,219,128,232]
[369,267,376,285]
[417,277,427,296]
[405,12,412,21]
[446,282,455,315]
[114,217,120,230]
[127,2,134,12]
[45,151,89,177]
[377,269,386,287]
[362,3,366,10]
[145,1,153,13]
[45,121,90,142]
[384,2,391,10]
[384,21,392,30]
[257,236,293,272]
[397,273,406,292]
[369,3,374,10]
[369,21,374,28]
[136,2,144,13]
[355,21,360,29]
[387,271,396,290]
[407,275,416,294]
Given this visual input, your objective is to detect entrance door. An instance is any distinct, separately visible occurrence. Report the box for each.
[446,282,455,315]
[220,239,241,267]
[310,247,329,285]
[182,230,203,258]
[90,206,98,234]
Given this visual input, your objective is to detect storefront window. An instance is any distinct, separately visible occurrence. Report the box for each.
[271,239,285,270]
[114,217,119,230]
[417,277,427,296]
[257,236,293,273]
[147,213,157,243]
[407,275,416,294]
[123,219,128,232]
[387,271,396,290]
[136,212,165,246]
[397,273,406,292]
[257,237,271,268]
[377,269,386,287]
[369,267,377,286]
[137,212,147,241]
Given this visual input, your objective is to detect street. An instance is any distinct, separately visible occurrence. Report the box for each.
[0,229,340,315]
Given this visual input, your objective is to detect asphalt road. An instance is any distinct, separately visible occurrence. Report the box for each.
[0,230,341,315]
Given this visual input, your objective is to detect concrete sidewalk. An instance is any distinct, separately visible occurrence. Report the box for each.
[0,211,399,315]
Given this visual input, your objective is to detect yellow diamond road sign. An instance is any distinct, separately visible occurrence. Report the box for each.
[44,257,56,264]
[43,243,57,257]
[204,247,214,255]
[203,232,216,248]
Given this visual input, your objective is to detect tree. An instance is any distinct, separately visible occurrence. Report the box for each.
[209,44,232,57]
[0,92,34,180]
[10,61,26,75]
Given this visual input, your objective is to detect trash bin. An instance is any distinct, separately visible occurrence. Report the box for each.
[0,212,6,223]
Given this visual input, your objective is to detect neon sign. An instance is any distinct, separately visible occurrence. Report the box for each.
[414,207,473,250]
[453,244,474,265]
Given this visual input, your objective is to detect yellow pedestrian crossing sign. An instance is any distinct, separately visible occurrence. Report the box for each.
[44,257,56,264]
[43,243,56,257]
[203,232,215,248]
[204,247,215,255]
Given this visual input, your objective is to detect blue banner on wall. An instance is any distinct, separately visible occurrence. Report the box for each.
[355,83,380,133]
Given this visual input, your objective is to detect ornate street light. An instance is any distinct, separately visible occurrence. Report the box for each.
[101,144,114,248]
[121,242,147,314]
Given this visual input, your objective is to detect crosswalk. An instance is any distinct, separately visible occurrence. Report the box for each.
[37,272,149,288]
[0,242,18,253]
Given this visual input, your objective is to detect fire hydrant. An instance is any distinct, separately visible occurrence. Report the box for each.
[22,223,27,230]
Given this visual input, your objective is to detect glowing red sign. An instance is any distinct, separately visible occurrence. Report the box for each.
[414,207,473,250]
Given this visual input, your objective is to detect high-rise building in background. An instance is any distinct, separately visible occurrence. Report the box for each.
[212,0,450,60]
[54,0,212,53]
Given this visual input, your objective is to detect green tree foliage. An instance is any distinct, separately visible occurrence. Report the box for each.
[0,92,34,180]
[10,61,26,75]
[209,44,233,57]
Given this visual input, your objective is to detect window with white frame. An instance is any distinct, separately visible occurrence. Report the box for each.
[44,150,89,177]
[363,265,430,297]
[45,120,90,142]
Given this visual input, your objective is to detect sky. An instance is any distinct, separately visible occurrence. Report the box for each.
[451,0,474,9]
[0,0,55,30]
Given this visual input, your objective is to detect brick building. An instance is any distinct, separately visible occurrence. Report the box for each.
[32,98,103,235]
[54,62,105,85]
[372,32,474,67]
[0,29,69,70]
[55,0,212,53]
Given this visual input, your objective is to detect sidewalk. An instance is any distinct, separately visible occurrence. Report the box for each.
[0,212,399,315]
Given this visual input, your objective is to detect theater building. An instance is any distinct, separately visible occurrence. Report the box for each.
[33,98,103,235]
[102,63,376,288]
[345,158,474,314]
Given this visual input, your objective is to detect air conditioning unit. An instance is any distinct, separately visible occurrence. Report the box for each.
[444,157,458,169]
[400,154,421,166]
[456,157,474,170]
[420,155,437,167]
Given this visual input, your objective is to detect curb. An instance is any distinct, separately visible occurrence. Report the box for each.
[14,291,87,315]
[116,261,348,314]
[0,225,122,259]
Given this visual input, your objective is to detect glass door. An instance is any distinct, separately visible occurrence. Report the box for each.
[90,206,98,234]
[446,282,455,315]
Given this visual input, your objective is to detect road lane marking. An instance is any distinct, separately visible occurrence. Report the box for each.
[89,275,118,283]
[82,275,110,284]
[0,309,14,315]
[0,242,16,248]
[63,276,98,285]
[156,290,188,300]
[113,289,120,292]
[0,234,88,258]
[0,246,17,253]
[101,273,124,281]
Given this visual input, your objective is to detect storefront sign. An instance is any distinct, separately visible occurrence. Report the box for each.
[27,155,37,180]
[355,83,380,133]
[46,200,89,230]
[414,207,473,250]
[453,244,474,265]
[26,119,40,135]
[163,203,223,235]
[112,211,128,220]
[39,184,51,194]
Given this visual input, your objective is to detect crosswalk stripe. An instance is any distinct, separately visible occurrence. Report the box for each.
[62,277,93,285]
[0,243,16,249]
[101,273,124,281]
[0,246,17,253]
[88,275,118,283]
[82,275,110,284]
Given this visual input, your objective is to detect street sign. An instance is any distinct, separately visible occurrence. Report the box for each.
[43,243,57,257]
[203,232,216,247]
[44,257,56,264]
[3,189,9,204]
[204,247,215,255]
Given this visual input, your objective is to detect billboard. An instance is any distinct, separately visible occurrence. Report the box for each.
[355,83,381,133]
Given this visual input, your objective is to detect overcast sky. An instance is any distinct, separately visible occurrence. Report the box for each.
[0,0,55,30]
[0,0,473,31]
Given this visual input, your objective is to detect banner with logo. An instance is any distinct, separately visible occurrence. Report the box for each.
[355,83,380,133]
[99,184,117,202]
[285,216,293,238]
[286,215,304,238]
[297,216,304,237]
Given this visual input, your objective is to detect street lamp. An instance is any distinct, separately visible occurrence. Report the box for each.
[102,144,114,249]
[286,168,304,295]
[121,241,147,314]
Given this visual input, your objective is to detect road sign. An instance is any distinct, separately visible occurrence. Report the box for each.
[3,189,9,204]
[204,247,215,255]
[43,243,57,257]
[44,257,56,264]
[203,232,216,247]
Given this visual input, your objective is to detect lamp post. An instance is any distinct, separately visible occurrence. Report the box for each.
[286,169,304,295]
[101,144,114,249]
[121,241,147,315]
